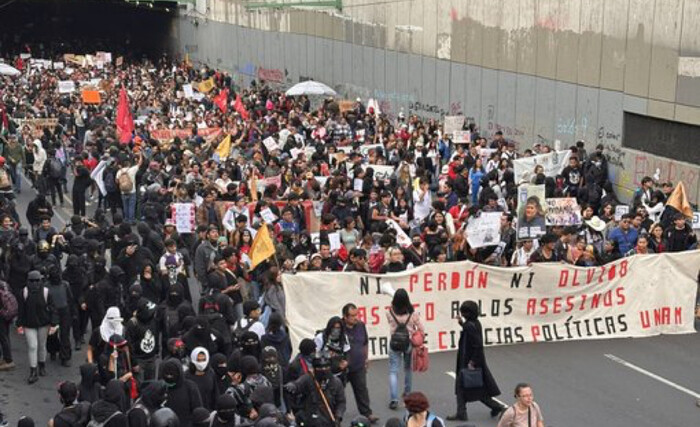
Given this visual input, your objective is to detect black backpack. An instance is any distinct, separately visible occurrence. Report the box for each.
[389,310,412,353]
[103,167,117,193]
[49,158,63,179]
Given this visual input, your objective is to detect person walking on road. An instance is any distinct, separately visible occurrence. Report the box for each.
[386,288,423,410]
[496,383,545,427]
[342,303,379,424]
[447,300,507,421]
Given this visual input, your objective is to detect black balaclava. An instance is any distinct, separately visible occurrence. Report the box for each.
[194,315,211,339]
[192,407,212,427]
[160,359,182,388]
[211,352,228,378]
[215,394,238,422]
[240,331,261,359]
[166,283,184,307]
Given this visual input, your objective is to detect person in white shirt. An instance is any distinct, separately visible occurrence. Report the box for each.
[510,239,539,266]
[222,196,250,234]
[412,177,432,224]
[31,140,47,190]
[116,153,143,223]
[233,300,266,339]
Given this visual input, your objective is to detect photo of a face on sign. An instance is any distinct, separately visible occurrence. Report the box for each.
[517,185,547,240]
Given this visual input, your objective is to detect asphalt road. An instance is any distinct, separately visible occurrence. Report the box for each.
[1,178,699,426]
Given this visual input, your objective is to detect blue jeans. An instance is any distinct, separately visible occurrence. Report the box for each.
[10,163,21,191]
[121,193,136,222]
[388,348,412,401]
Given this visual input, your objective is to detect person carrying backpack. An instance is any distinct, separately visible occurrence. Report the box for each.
[88,380,128,427]
[0,280,18,371]
[44,151,65,206]
[115,153,143,223]
[127,381,168,427]
[17,270,57,384]
[403,392,445,427]
[385,289,423,410]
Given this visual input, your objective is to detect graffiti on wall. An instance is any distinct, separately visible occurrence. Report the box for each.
[257,67,286,83]
[556,117,589,138]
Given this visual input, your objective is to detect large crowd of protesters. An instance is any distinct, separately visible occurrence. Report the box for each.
[0,45,697,427]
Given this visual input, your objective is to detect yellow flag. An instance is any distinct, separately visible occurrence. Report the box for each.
[198,78,215,93]
[665,181,693,218]
[250,223,276,269]
[216,135,231,160]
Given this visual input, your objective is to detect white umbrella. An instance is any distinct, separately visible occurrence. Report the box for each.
[285,80,337,97]
[0,63,21,76]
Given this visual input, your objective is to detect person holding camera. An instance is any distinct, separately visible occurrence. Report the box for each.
[447,300,507,421]
[496,383,545,427]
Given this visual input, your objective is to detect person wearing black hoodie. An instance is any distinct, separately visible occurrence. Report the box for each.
[128,380,168,427]
[158,283,192,358]
[125,299,160,381]
[50,381,91,427]
[209,394,239,427]
[46,264,75,366]
[186,346,219,411]
[125,283,146,319]
[140,262,166,305]
[78,363,102,403]
[183,315,224,356]
[261,312,292,368]
[64,254,89,351]
[211,352,231,392]
[159,358,203,427]
[17,270,57,384]
[116,234,155,286]
[88,379,129,427]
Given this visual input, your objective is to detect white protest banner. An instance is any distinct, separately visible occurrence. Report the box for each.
[453,130,471,144]
[444,116,465,137]
[386,219,411,247]
[183,84,194,99]
[692,212,700,229]
[58,80,76,94]
[614,205,630,221]
[171,203,196,233]
[283,251,700,359]
[263,136,279,152]
[513,150,572,184]
[466,212,502,248]
[371,164,395,180]
[545,198,583,226]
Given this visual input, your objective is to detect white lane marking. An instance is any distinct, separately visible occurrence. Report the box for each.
[605,354,700,399]
[445,371,508,407]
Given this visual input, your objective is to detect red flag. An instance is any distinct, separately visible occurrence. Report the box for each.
[234,94,249,120]
[214,89,228,113]
[116,87,134,144]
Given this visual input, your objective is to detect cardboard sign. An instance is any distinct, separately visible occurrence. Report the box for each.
[545,198,583,226]
[81,90,101,104]
[58,80,76,94]
[263,136,279,152]
[444,115,465,136]
[453,130,471,143]
[171,203,196,233]
[614,205,630,221]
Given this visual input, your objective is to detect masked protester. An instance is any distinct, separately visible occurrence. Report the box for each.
[87,306,123,364]
[224,352,257,423]
[261,346,287,411]
[284,357,346,427]
[288,338,316,383]
[240,331,262,360]
[211,352,231,392]
[30,239,59,277]
[209,394,239,427]
[46,263,75,367]
[17,270,57,384]
[314,317,350,382]
[261,312,292,368]
[127,380,167,427]
[192,407,213,427]
[98,334,139,394]
[183,315,224,356]
[125,283,146,319]
[186,346,219,411]
[77,363,102,404]
[158,283,193,358]
[125,299,160,381]
[49,381,90,427]
[88,379,129,427]
[159,358,204,427]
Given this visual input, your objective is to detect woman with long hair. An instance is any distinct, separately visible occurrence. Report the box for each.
[648,222,666,253]
[386,288,424,410]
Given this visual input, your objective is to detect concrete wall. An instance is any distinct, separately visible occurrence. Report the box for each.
[176,0,700,205]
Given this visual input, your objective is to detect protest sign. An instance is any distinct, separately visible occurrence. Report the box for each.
[371,165,395,180]
[479,148,497,164]
[339,100,355,113]
[81,90,101,104]
[466,212,502,248]
[263,136,279,152]
[517,185,547,240]
[545,198,583,226]
[53,62,65,70]
[386,219,412,247]
[359,143,383,157]
[453,130,471,144]
[115,56,124,67]
[443,115,465,137]
[150,127,222,144]
[171,203,196,233]
[58,80,75,94]
[183,84,194,99]
[260,207,278,224]
[328,232,342,251]
[283,251,700,359]
[692,212,700,229]
[13,118,59,137]
[614,205,630,221]
[513,150,572,184]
